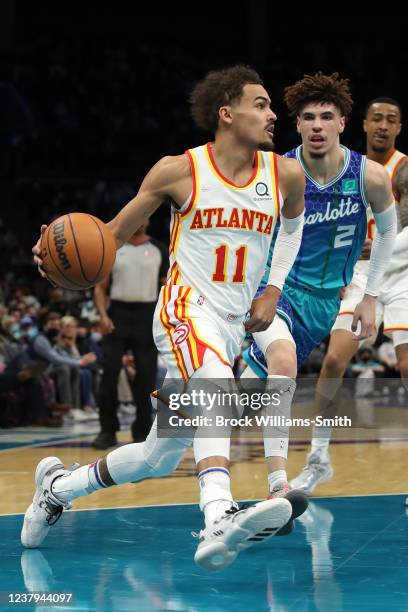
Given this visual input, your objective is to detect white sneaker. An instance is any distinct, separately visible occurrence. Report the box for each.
[21,457,77,548]
[193,498,292,572]
[289,452,334,494]
[69,408,95,422]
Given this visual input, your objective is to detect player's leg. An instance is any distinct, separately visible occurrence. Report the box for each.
[191,352,291,571]
[21,375,193,548]
[254,316,297,494]
[244,317,308,534]
[290,322,359,493]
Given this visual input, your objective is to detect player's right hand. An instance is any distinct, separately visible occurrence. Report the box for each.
[32,225,48,277]
[100,315,115,334]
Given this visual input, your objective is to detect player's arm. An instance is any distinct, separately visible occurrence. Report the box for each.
[395,160,408,229]
[108,154,191,248]
[32,154,191,274]
[245,157,305,333]
[351,159,397,339]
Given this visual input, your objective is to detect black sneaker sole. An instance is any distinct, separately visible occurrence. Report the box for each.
[275,489,309,536]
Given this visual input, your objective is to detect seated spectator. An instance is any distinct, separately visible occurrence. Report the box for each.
[56,316,97,419]
[25,312,96,419]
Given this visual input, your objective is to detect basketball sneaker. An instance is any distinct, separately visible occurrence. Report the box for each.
[289,452,334,494]
[21,456,79,548]
[193,497,291,572]
[268,482,309,536]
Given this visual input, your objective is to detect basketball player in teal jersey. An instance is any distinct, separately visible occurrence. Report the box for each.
[291,98,408,495]
[241,74,397,512]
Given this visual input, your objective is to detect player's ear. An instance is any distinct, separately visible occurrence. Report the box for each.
[219,105,233,126]
[296,116,301,134]
[339,116,345,134]
[396,122,402,136]
[363,119,367,134]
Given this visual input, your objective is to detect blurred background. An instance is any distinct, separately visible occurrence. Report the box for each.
[0,3,406,429]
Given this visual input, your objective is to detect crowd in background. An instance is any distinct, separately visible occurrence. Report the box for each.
[0,277,404,430]
[0,36,406,429]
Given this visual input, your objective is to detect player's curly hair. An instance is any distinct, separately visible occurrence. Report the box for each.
[284,72,353,119]
[190,65,263,133]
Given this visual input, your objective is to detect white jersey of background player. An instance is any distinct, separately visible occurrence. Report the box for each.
[26,65,307,572]
[291,97,408,495]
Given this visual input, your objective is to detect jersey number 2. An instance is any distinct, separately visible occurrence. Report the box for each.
[212,245,247,283]
[334,225,356,248]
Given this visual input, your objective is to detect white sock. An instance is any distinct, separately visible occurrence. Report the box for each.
[52,461,105,503]
[268,469,288,493]
[263,375,296,459]
[311,426,332,462]
[198,467,233,527]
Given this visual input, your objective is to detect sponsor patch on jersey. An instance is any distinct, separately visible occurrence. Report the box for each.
[341,178,358,195]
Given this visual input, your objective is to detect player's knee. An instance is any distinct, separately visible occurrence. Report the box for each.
[322,351,348,377]
[148,448,185,478]
[265,344,296,377]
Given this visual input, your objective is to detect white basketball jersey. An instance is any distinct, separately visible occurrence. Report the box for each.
[167,143,282,319]
[356,148,406,275]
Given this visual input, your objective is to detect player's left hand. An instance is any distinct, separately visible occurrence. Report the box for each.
[245,285,280,333]
[351,294,376,340]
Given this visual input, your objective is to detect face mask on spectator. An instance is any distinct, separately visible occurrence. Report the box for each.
[91,332,102,343]
[10,324,21,339]
[26,327,39,339]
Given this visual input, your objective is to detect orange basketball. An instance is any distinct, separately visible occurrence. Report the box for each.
[40,213,116,290]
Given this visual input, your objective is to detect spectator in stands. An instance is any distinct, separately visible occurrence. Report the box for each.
[25,312,97,418]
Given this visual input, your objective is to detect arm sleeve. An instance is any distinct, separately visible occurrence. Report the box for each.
[267,211,304,290]
[365,204,398,297]
[33,336,81,367]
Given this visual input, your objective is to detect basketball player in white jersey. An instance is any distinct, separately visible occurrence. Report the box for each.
[291,97,408,494]
[25,66,306,571]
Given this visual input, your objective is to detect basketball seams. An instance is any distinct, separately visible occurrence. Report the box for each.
[68,213,93,283]
[88,215,105,283]
[45,223,85,289]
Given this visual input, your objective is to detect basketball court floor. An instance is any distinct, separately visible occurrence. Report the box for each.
[1,394,408,611]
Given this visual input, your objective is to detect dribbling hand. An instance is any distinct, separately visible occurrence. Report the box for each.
[32,225,57,286]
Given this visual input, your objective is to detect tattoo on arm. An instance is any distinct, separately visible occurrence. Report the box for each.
[396,161,408,229]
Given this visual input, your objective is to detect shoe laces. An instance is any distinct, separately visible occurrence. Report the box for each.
[38,493,64,526]
[191,503,243,539]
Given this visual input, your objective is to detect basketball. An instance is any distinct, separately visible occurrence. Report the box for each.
[40,213,116,290]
